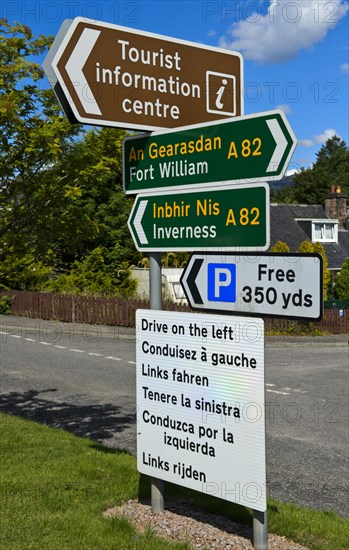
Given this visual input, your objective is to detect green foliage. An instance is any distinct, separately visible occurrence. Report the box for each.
[42,127,141,296]
[326,272,337,300]
[162,252,189,267]
[0,250,52,290]
[115,262,138,297]
[335,258,349,301]
[0,20,85,287]
[265,319,326,336]
[46,247,136,297]
[0,22,141,295]
[0,294,12,314]
[271,182,296,204]
[270,240,290,253]
[312,135,349,195]
[298,240,315,253]
[273,136,349,204]
[313,242,331,297]
[52,126,141,267]
[137,257,149,268]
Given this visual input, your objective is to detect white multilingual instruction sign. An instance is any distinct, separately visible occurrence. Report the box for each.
[136,309,266,511]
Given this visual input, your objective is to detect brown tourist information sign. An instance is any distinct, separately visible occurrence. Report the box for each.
[43,17,243,131]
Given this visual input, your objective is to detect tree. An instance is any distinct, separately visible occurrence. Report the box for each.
[34,125,142,296]
[45,247,136,297]
[0,20,86,288]
[273,136,349,205]
[314,135,349,194]
[298,240,314,253]
[0,22,139,295]
[0,249,51,290]
[270,241,290,253]
[47,126,141,269]
[335,258,349,302]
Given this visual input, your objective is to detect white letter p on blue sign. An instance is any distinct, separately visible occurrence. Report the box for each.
[208,263,237,302]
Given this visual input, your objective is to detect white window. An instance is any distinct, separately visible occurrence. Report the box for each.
[312,221,338,242]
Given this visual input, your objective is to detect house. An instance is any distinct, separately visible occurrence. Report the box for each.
[270,186,349,273]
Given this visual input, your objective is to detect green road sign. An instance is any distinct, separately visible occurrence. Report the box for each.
[123,110,296,194]
[128,183,270,252]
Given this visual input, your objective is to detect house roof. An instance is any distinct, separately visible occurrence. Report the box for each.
[270,204,349,270]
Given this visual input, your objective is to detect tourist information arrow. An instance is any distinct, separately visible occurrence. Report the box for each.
[123,110,296,193]
[128,184,269,252]
[43,17,243,130]
[181,253,323,320]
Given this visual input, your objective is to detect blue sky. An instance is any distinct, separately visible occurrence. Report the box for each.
[3,0,348,173]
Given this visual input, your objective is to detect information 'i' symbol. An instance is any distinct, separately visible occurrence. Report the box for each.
[215,79,228,110]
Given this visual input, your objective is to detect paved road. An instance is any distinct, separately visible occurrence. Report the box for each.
[264,338,348,517]
[0,315,348,517]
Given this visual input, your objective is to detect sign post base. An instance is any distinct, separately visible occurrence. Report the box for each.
[151,476,165,514]
[253,509,268,549]
[149,252,165,514]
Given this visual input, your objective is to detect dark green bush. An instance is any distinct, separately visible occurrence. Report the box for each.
[0,295,13,315]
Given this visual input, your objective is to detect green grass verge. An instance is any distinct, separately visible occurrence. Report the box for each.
[1,413,348,549]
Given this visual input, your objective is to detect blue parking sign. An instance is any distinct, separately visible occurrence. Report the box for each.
[207,263,237,302]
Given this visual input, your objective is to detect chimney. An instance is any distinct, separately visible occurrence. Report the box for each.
[324,185,347,229]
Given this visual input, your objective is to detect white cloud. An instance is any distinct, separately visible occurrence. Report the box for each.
[219,0,349,64]
[299,128,338,147]
[340,63,349,73]
[286,167,299,176]
[206,30,217,37]
[276,104,292,114]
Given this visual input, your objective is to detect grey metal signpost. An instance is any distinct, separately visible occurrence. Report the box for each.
[254,502,268,548]
[149,252,165,513]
